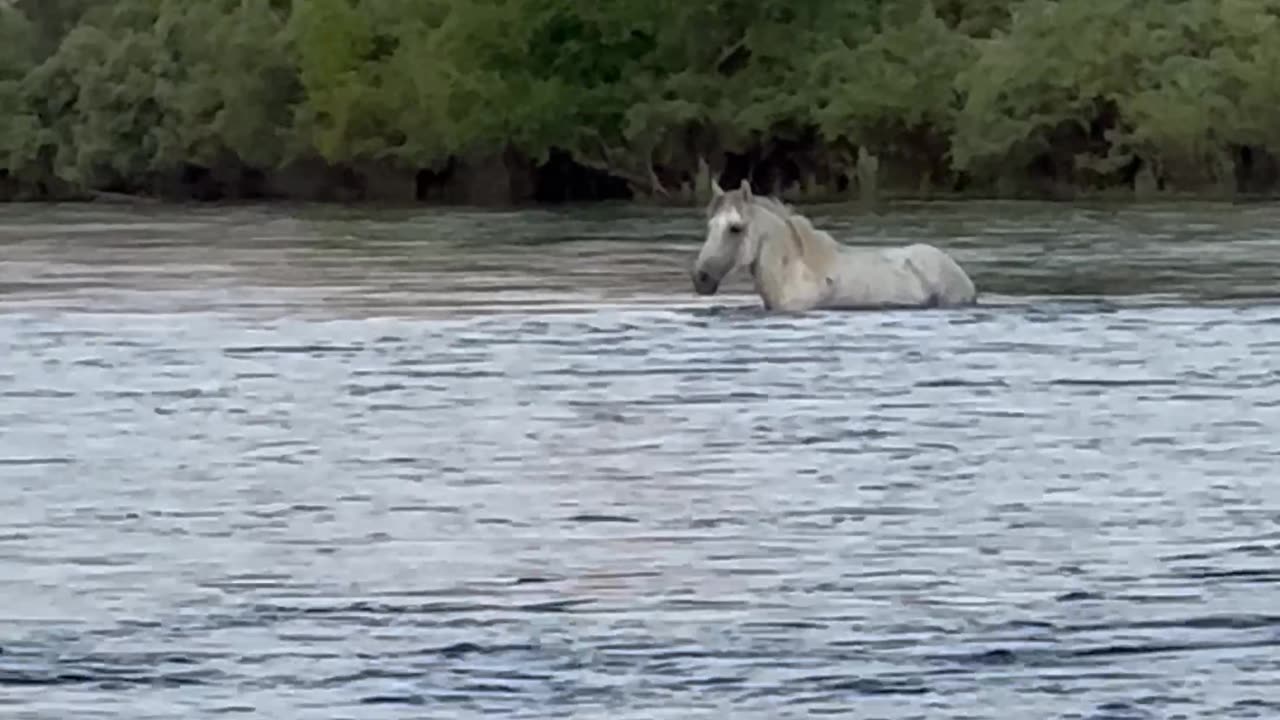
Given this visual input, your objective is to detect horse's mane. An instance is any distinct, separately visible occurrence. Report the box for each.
[749,194,840,270]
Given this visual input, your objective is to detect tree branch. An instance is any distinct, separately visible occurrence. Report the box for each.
[575,135,670,198]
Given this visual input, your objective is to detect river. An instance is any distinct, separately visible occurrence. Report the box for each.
[2,200,1279,718]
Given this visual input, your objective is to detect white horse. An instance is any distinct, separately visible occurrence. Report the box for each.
[691,179,978,312]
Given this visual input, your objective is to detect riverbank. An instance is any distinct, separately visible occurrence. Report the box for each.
[3,180,1277,210]
[3,149,1278,208]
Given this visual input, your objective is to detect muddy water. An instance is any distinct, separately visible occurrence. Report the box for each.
[2,200,1280,718]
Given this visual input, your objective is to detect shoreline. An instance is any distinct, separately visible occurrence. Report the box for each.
[2,188,1279,212]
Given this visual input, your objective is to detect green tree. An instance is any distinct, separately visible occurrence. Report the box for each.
[5,0,1280,202]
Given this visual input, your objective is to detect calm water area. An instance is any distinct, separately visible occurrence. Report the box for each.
[2,199,1280,718]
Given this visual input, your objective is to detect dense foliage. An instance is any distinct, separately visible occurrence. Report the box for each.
[3,0,1280,202]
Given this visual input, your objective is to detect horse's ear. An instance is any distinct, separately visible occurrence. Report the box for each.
[710,178,724,198]
[739,178,752,202]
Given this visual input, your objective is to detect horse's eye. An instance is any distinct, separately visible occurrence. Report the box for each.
[728,223,745,235]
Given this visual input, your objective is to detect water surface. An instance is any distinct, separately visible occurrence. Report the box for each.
[2,200,1280,718]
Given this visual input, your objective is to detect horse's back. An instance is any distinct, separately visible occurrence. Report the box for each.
[898,243,977,306]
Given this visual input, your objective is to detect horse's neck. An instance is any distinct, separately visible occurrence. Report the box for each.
[748,209,815,306]
[754,207,835,274]
[749,210,793,274]
[754,207,790,252]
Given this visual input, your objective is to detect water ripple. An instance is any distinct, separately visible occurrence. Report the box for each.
[2,202,1280,718]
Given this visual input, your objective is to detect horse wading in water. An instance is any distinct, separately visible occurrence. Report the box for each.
[691,180,977,312]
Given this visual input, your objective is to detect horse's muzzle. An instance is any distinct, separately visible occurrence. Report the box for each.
[692,269,719,295]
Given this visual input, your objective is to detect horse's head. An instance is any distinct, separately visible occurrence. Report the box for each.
[692,178,756,295]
